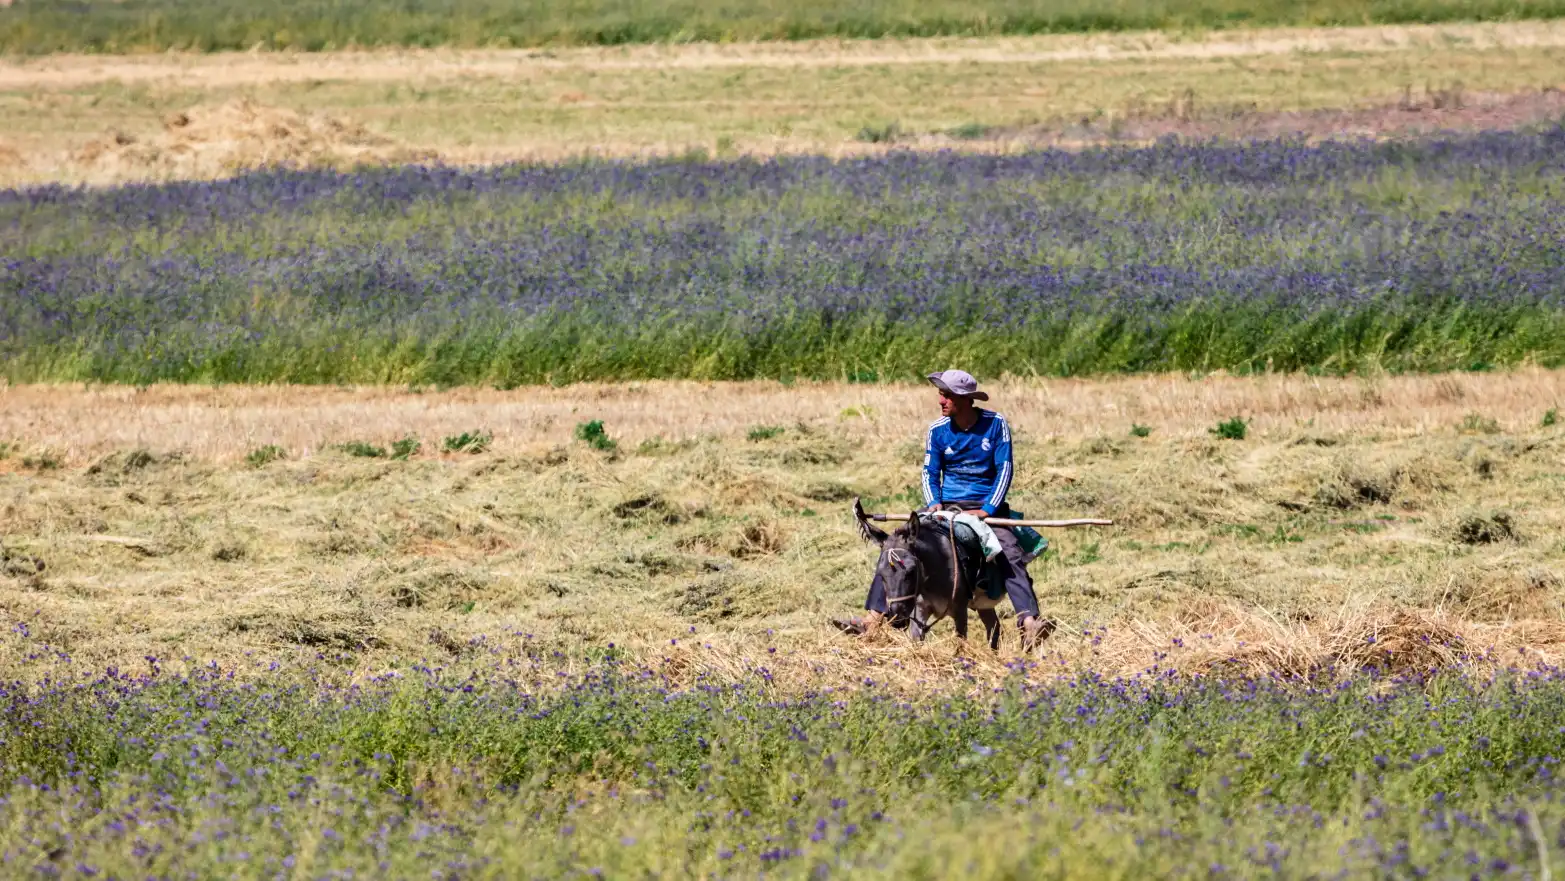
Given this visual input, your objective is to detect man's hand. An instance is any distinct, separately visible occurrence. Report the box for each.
[961,509,988,520]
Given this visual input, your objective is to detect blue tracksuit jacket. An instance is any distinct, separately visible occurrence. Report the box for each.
[921,410,1013,516]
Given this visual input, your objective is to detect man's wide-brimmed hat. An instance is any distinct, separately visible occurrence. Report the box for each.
[926,369,989,401]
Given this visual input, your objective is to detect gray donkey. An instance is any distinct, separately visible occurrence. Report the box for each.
[853,499,1004,650]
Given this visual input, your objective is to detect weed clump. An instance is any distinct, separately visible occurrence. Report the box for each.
[575,420,617,451]
[1458,412,1500,434]
[1130,424,1153,438]
[246,444,286,468]
[442,430,492,454]
[338,441,386,458]
[1545,408,1559,428]
[747,425,784,442]
[22,452,61,470]
[1210,416,1248,440]
[390,436,421,461]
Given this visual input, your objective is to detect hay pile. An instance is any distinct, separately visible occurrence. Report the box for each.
[1057,597,1565,682]
[74,99,433,179]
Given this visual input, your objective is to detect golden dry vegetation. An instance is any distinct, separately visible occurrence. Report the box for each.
[1,371,1562,688]
[3,20,1565,186]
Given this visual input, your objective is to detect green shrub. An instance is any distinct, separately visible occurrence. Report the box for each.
[246,444,286,468]
[443,430,493,454]
[747,425,785,441]
[21,453,61,470]
[1209,416,1248,441]
[338,441,387,458]
[574,420,617,451]
[391,436,422,461]
[1545,408,1559,428]
[1129,424,1153,438]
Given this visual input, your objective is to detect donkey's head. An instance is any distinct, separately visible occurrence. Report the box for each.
[854,499,953,638]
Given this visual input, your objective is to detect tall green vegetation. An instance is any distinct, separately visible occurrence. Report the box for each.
[6,129,1565,385]
[3,0,1565,55]
[5,652,1565,876]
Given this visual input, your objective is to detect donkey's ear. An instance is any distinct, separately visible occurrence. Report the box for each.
[853,497,888,545]
[906,511,921,540]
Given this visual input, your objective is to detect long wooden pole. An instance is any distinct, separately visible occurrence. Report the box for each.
[863,514,1113,528]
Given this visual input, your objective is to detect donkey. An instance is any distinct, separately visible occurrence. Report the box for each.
[854,499,1003,650]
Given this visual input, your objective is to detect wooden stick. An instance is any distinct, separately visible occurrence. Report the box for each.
[864,514,1113,528]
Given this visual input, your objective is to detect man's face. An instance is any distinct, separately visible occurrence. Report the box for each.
[937,390,965,418]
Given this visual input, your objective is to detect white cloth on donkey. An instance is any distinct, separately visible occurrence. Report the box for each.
[930,511,1003,561]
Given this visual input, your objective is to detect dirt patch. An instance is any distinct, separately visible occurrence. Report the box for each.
[73,99,433,179]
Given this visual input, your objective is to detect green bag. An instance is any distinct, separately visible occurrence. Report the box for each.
[1007,509,1050,564]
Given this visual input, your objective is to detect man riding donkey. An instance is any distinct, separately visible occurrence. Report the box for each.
[834,369,1056,652]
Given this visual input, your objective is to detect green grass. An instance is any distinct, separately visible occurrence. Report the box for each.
[5,0,1565,54]
[337,440,388,458]
[244,443,286,467]
[390,436,422,460]
[442,430,493,454]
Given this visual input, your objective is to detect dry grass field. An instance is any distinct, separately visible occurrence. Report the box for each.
[3,20,1565,186]
[2,371,1561,688]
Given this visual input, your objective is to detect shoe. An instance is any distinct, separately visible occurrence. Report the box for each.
[1020,615,1057,652]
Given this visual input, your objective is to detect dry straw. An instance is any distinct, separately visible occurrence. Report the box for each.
[0,371,1561,689]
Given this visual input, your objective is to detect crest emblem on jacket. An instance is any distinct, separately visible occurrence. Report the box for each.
[981,438,991,451]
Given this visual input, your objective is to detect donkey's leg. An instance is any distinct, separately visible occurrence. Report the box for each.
[978,608,1001,651]
[909,598,938,642]
[951,601,969,644]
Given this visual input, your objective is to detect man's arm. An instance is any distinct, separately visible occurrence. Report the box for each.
[981,416,1013,516]
[921,422,943,509]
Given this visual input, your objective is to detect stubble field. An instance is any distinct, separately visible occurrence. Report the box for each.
[6,9,1565,878]
[3,21,1565,187]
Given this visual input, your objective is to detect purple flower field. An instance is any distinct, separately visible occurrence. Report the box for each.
[4,125,1565,385]
[4,614,1565,878]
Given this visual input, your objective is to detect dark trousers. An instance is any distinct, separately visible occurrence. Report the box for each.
[865,513,1041,624]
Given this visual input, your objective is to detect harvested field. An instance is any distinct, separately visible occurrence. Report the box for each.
[2,372,1562,685]
[4,21,1565,186]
